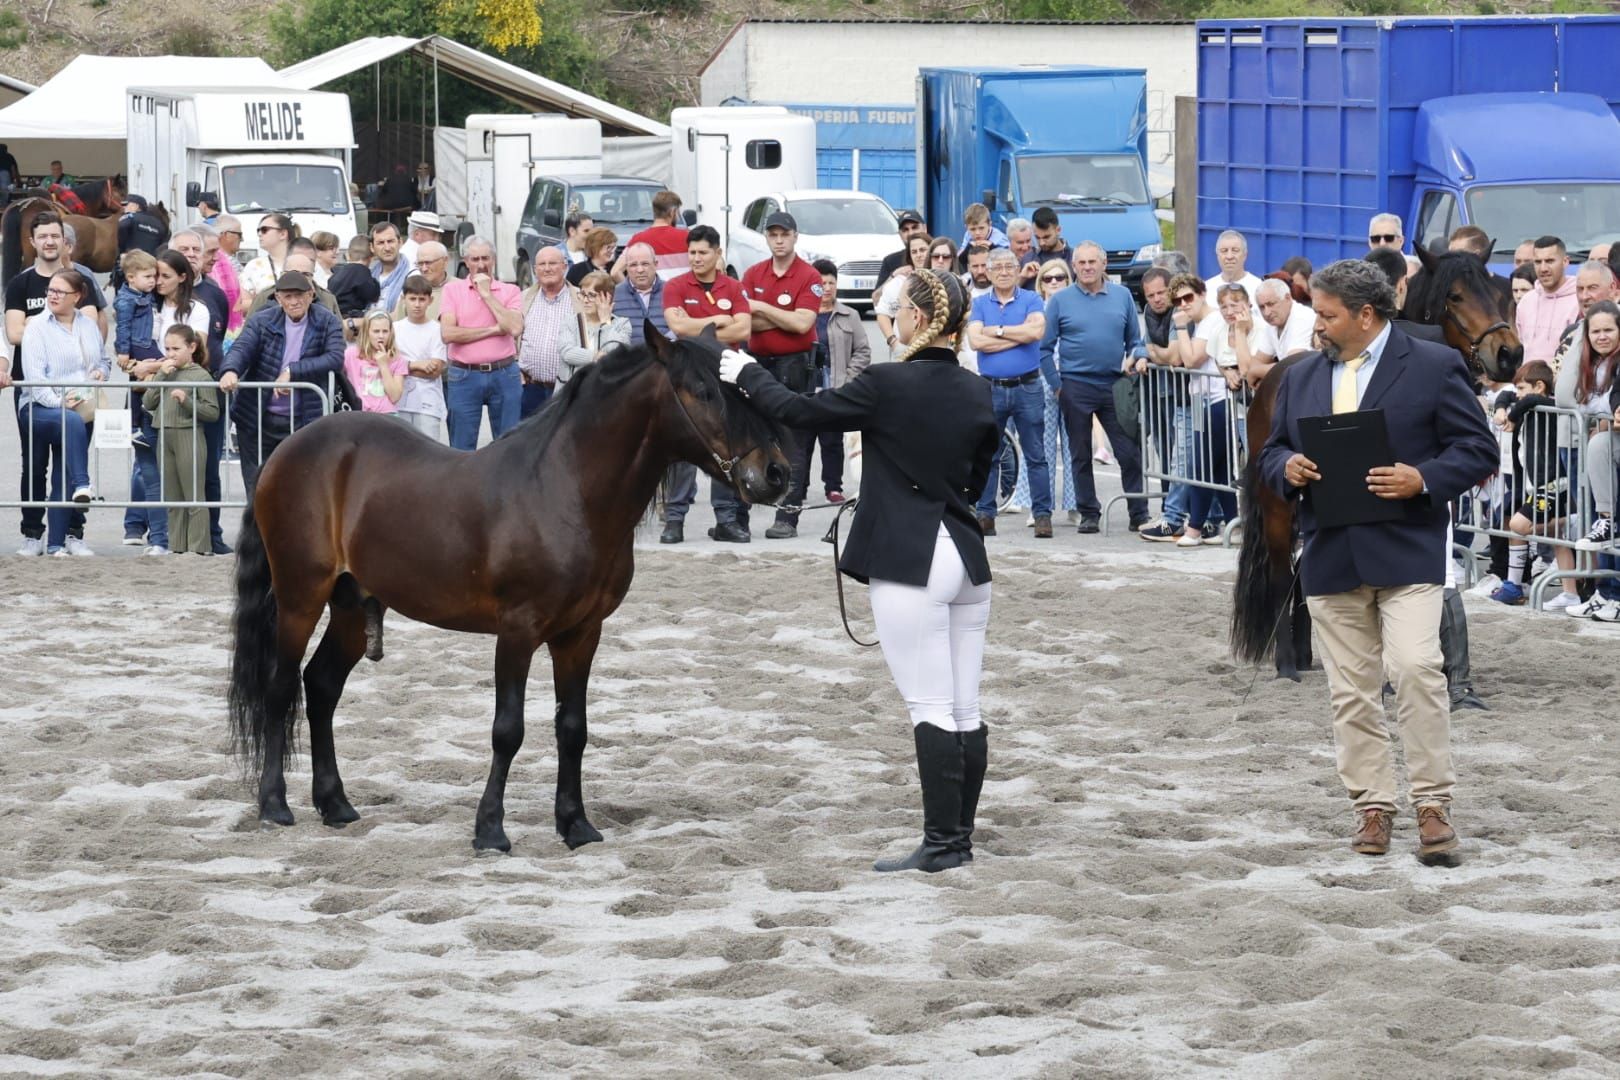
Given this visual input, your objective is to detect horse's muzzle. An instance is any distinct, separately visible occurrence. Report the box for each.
[738,459,790,505]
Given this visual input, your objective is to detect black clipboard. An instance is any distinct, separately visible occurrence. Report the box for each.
[1297,409,1405,528]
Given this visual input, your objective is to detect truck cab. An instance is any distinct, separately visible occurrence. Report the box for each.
[202,154,354,244]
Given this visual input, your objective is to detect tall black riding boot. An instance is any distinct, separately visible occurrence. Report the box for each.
[1441,587,1487,711]
[957,725,988,862]
[874,724,966,873]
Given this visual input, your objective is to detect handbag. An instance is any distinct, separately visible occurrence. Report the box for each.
[68,333,106,423]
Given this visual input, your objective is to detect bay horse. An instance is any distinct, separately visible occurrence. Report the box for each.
[1,183,146,280]
[1231,248,1523,680]
[228,328,792,852]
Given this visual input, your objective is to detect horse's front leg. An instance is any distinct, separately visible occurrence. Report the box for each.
[551,623,605,850]
[473,633,537,853]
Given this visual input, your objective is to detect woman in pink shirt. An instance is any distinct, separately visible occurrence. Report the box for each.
[343,311,408,414]
[210,215,247,339]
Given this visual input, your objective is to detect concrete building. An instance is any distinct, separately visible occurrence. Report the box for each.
[700,19,1194,203]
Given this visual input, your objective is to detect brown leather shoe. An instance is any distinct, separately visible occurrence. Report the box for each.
[1416,803,1459,859]
[1033,515,1053,538]
[977,514,996,537]
[1351,808,1394,855]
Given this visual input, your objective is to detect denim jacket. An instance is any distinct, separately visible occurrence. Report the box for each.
[114,285,155,355]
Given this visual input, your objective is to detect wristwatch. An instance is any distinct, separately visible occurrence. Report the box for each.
[995,325,1006,338]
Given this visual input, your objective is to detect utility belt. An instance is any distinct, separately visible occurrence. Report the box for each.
[758,350,817,394]
[984,369,1041,388]
[451,356,515,373]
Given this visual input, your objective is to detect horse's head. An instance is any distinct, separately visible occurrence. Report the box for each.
[1416,245,1522,382]
[647,324,792,505]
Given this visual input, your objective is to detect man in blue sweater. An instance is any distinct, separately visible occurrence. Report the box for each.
[1039,241,1149,532]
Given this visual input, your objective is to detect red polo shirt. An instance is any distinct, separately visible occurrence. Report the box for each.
[664,271,751,335]
[629,224,691,281]
[741,256,822,356]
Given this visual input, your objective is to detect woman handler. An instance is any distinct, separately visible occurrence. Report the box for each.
[719,269,999,873]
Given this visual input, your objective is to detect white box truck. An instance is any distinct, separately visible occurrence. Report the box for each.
[668,106,817,265]
[459,113,602,280]
[126,86,359,252]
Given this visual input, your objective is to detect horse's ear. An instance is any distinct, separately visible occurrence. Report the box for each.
[1415,242,1439,272]
[645,322,671,362]
[696,324,721,353]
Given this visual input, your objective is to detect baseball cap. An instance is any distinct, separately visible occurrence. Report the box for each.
[123,194,149,212]
[273,271,314,292]
[763,211,797,233]
[896,208,924,227]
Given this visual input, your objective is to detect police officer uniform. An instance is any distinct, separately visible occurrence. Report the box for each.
[727,281,1000,873]
[114,195,170,288]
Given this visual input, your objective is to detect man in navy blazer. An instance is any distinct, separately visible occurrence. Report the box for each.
[1258,259,1496,864]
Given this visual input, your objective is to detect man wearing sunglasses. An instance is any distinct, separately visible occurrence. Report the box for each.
[1366,213,1404,251]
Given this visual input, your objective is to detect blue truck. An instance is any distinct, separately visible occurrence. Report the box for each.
[1196,16,1620,276]
[916,66,1163,292]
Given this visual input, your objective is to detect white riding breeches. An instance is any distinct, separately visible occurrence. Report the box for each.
[867,526,992,733]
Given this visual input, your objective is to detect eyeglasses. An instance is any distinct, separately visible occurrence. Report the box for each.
[257,226,280,234]
[930,253,954,261]
[221,230,242,237]
[1174,293,1198,305]
[44,288,75,298]
[1040,274,1070,284]
[1369,234,1399,244]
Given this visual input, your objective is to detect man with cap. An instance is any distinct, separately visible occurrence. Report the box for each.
[115,195,170,288]
[874,209,927,294]
[739,210,824,539]
[217,270,346,495]
[402,210,440,271]
[196,192,222,226]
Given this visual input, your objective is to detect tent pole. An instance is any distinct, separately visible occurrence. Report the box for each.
[433,39,441,130]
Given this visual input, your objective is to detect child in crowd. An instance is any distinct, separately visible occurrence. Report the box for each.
[392,274,448,440]
[141,326,220,555]
[115,250,161,449]
[1491,360,1579,608]
[343,310,408,415]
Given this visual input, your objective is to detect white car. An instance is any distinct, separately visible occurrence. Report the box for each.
[728,190,899,310]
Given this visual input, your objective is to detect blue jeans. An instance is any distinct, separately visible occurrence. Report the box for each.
[979,379,1050,519]
[123,417,170,549]
[1011,383,1075,513]
[1059,376,1146,521]
[447,363,522,451]
[520,380,553,418]
[22,405,90,551]
[1186,399,1238,529]
[1161,405,1192,528]
[17,399,88,542]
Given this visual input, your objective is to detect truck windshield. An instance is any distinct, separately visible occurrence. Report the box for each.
[783,197,897,235]
[568,185,657,225]
[1018,154,1148,207]
[222,164,349,216]
[1467,183,1620,261]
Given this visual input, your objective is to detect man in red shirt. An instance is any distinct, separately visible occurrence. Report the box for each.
[663,225,753,542]
[740,211,824,539]
[616,190,690,283]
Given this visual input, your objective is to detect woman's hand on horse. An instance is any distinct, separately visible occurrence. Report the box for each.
[719,349,756,385]
[1285,452,1321,488]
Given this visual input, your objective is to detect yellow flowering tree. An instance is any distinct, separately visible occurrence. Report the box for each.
[438,0,542,52]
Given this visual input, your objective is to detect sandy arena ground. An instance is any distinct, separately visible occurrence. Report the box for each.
[2,507,1619,1078]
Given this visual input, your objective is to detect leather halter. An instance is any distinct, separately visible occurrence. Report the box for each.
[664,365,752,481]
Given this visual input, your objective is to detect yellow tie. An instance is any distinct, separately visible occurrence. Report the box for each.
[1333,352,1369,414]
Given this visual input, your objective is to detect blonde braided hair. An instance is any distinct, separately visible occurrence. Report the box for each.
[895,268,970,361]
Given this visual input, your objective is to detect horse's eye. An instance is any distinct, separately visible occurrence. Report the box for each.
[1449,291,1464,303]
[694,385,715,402]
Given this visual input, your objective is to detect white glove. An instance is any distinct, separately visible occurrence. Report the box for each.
[718,348,755,385]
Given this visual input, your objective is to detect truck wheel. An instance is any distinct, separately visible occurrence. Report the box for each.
[515,254,533,288]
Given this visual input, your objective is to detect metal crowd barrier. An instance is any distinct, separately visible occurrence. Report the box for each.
[5,378,331,510]
[1105,363,1249,545]
[1451,402,1620,609]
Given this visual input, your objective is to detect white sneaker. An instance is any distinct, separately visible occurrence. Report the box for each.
[1466,573,1502,598]
[143,545,170,557]
[1594,600,1620,623]
[1175,531,1203,548]
[62,536,93,557]
[15,537,44,557]
[122,534,146,546]
[1543,591,1581,612]
[1025,513,1036,528]
[70,485,95,504]
[1565,596,1607,618]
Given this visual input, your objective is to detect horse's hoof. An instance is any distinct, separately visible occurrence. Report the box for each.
[560,819,603,850]
[472,830,512,854]
[259,804,295,827]
[320,802,360,828]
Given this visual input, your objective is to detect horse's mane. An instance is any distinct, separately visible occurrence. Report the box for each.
[1411,251,1503,324]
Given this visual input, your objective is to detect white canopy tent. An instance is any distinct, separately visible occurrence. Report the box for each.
[279,35,669,138]
[0,55,285,175]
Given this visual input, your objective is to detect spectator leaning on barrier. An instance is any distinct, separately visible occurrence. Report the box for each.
[142,324,220,556]
[248,254,340,321]
[440,236,525,451]
[1163,275,1240,549]
[5,212,105,556]
[1557,299,1620,550]
[16,269,109,556]
[1551,260,1616,376]
[874,208,927,293]
[1040,239,1150,533]
[1135,265,1191,543]
[967,246,1052,538]
[168,227,232,555]
[218,270,346,495]
[811,257,869,504]
[516,246,577,417]
[1516,236,1579,365]
[1367,212,1404,251]
[1257,277,1316,368]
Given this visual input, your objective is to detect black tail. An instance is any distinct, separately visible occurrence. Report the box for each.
[228,505,299,776]
[1230,460,1291,665]
[1,202,21,291]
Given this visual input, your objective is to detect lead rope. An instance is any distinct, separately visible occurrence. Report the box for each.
[828,498,879,648]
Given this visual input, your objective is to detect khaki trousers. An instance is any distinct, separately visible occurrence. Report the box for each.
[1306,583,1455,812]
